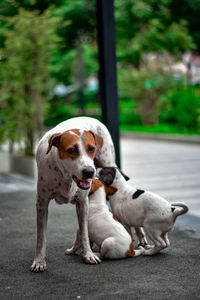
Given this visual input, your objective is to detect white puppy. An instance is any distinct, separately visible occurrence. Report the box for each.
[98,167,189,255]
[66,178,144,259]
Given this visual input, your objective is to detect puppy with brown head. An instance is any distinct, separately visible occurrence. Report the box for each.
[66,177,145,259]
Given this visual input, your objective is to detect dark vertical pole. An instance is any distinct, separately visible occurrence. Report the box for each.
[96,0,120,167]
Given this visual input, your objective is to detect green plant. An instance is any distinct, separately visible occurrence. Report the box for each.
[159,87,200,132]
[0,9,59,155]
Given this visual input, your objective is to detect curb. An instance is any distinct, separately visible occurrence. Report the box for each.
[120,132,200,144]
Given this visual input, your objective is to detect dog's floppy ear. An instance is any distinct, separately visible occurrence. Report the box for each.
[46,133,62,154]
[117,168,130,181]
[104,185,118,196]
[89,131,104,152]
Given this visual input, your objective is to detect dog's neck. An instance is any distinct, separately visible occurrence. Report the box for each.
[89,186,106,207]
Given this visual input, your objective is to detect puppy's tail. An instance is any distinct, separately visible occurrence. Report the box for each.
[171,202,189,221]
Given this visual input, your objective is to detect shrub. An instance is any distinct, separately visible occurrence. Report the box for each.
[159,87,200,133]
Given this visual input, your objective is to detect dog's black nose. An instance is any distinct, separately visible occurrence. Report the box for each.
[82,167,95,179]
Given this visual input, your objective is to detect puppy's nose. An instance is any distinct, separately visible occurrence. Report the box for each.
[82,167,95,179]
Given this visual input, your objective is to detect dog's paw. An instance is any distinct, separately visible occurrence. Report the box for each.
[31,257,47,272]
[83,252,101,264]
[64,247,77,255]
[144,244,154,250]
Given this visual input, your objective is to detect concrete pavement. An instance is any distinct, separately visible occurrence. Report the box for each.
[0,138,200,300]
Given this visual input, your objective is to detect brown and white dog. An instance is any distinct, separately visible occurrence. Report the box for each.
[98,167,189,255]
[65,178,144,259]
[31,117,116,271]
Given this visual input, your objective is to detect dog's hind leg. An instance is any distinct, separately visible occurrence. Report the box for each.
[31,196,50,272]
[161,232,170,248]
[142,228,166,255]
[100,237,116,258]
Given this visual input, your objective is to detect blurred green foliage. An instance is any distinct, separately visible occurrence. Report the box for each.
[0,7,60,155]
[160,87,200,132]
[0,0,200,155]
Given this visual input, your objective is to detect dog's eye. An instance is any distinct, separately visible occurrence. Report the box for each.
[88,145,95,154]
[67,146,78,155]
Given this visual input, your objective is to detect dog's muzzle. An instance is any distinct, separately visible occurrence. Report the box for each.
[72,167,95,190]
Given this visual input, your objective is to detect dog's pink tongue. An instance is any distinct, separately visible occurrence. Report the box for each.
[80,179,91,188]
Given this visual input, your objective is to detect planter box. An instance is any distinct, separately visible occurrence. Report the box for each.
[10,155,37,178]
[0,152,11,173]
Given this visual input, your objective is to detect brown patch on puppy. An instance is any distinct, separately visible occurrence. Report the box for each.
[113,215,120,222]
[104,185,118,196]
[125,243,135,257]
[89,178,103,196]
[46,129,80,160]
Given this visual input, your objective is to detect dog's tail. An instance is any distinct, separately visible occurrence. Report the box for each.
[171,202,189,221]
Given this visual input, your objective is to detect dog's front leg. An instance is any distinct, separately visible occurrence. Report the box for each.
[135,227,148,247]
[76,197,101,264]
[31,197,50,272]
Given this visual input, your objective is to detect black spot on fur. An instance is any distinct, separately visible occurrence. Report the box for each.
[171,207,176,213]
[132,189,145,199]
[138,241,147,247]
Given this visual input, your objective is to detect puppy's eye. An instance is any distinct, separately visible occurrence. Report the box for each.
[88,145,96,154]
[67,146,78,155]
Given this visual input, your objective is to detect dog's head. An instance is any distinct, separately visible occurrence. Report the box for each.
[98,167,129,187]
[46,129,103,190]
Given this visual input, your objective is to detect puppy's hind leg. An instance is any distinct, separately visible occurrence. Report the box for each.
[142,228,166,255]
[161,232,170,248]
[100,237,116,259]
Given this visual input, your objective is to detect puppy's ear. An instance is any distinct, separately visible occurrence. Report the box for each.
[46,133,62,154]
[104,185,118,196]
[89,131,104,152]
[118,168,130,181]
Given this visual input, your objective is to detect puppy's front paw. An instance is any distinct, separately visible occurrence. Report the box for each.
[144,244,154,250]
[83,252,101,264]
[31,257,47,272]
[65,247,77,255]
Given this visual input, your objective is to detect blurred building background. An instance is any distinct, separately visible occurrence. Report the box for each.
[0,0,200,165]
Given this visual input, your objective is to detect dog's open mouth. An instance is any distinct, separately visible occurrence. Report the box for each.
[72,175,92,190]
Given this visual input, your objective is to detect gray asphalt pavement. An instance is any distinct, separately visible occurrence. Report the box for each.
[0,138,200,300]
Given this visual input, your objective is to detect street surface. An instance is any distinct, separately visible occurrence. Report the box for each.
[0,138,199,299]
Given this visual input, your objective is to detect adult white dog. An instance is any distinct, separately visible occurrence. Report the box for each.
[31,117,116,271]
